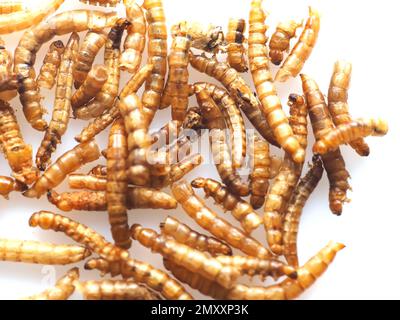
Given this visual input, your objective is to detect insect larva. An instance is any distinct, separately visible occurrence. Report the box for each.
[68,174,107,191]
[0,100,38,185]
[189,53,278,147]
[275,7,320,82]
[226,18,248,72]
[160,216,232,257]
[131,224,241,289]
[270,155,283,179]
[77,280,161,300]
[301,74,351,215]
[172,180,272,259]
[195,82,246,169]
[0,38,17,101]
[29,211,129,262]
[0,1,23,15]
[0,0,66,35]
[84,258,193,300]
[79,0,120,7]
[37,40,65,90]
[269,20,302,66]
[160,34,191,124]
[191,177,263,235]
[288,94,308,150]
[0,239,91,265]
[226,242,344,300]
[249,134,270,209]
[283,156,324,267]
[88,165,107,178]
[71,65,108,110]
[141,0,168,126]
[36,33,80,171]
[182,106,204,130]
[328,61,370,156]
[0,176,26,199]
[24,141,100,199]
[120,1,146,73]
[23,268,79,301]
[73,30,107,89]
[47,188,178,212]
[74,19,129,120]
[13,9,118,130]
[195,87,249,197]
[314,118,388,155]
[249,0,305,164]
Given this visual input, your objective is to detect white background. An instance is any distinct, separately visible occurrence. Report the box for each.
[0,0,398,300]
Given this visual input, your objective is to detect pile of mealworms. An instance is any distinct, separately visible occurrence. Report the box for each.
[0,0,388,300]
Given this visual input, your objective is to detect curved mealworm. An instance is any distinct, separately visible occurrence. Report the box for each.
[37,40,65,90]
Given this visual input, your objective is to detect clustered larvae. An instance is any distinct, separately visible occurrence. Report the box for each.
[226,18,248,72]
[0,38,17,101]
[37,40,65,90]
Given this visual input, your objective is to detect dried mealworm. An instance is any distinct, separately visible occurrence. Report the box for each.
[71,65,108,110]
[74,19,129,120]
[0,1,23,15]
[314,118,388,155]
[0,239,91,265]
[23,267,79,300]
[269,20,302,66]
[24,141,100,199]
[275,7,320,82]
[160,216,232,256]
[283,156,324,267]
[88,165,107,178]
[301,74,351,215]
[182,106,204,130]
[84,258,193,300]
[249,0,305,164]
[131,224,240,289]
[226,18,248,72]
[47,188,177,212]
[191,177,263,235]
[106,118,131,249]
[0,176,26,199]
[120,1,146,73]
[0,39,17,101]
[226,242,344,300]
[141,0,168,126]
[68,174,107,191]
[328,61,370,156]
[160,34,191,124]
[172,180,272,259]
[79,0,120,7]
[73,30,107,89]
[195,87,249,197]
[36,33,80,171]
[189,53,278,147]
[77,280,161,300]
[29,211,129,262]
[0,100,38,185]
[14,10,118,131]
[37,40,65,90]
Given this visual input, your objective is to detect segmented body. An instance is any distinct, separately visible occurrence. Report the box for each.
[0,1,23,15]
[37,40,65,90]
[0,176,26,198]
[0,39,16,101]
[226,18,248,72]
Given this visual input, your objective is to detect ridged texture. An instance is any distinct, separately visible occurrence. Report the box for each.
[0,176,26,199]
[226,18,248,72]
[37,40,65,90]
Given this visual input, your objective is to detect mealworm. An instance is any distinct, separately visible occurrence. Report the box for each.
[275,7,320,82]
[68,174,107,191]
[0,239,91,265]
[37,40,65,90]
[36,33,80,171]
[328,61,370,156]
[71,65,108,110]
[0,39,17,101]
[77,280,161,300]
[195,87,249,197]
[182,106,204,130]
[24,141,100,199]
[0,1,23,15]
[191,177,262,235]
[141,0,168,126]
[160,216,232,256]
[283,156,324,267]
[249,0,304,164]
[301,74,351,215]
[84,258,193,300]
[74,19,129,120]
[23,267,79,301]
[131,224,240,289]
[226,18,248,72]
[14,10,118,131]
[172,180,272,259]
[47,188,178,212]
[0,176,26,199]
[269,20,302,66]
[189,53,278,147]
[120,1,146,73]
[314,118,388,155]
[0,99,38,185]
[29,211,129,262]
[79,0,120,7]
[73,30,107,89]
[88,165,107,178]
